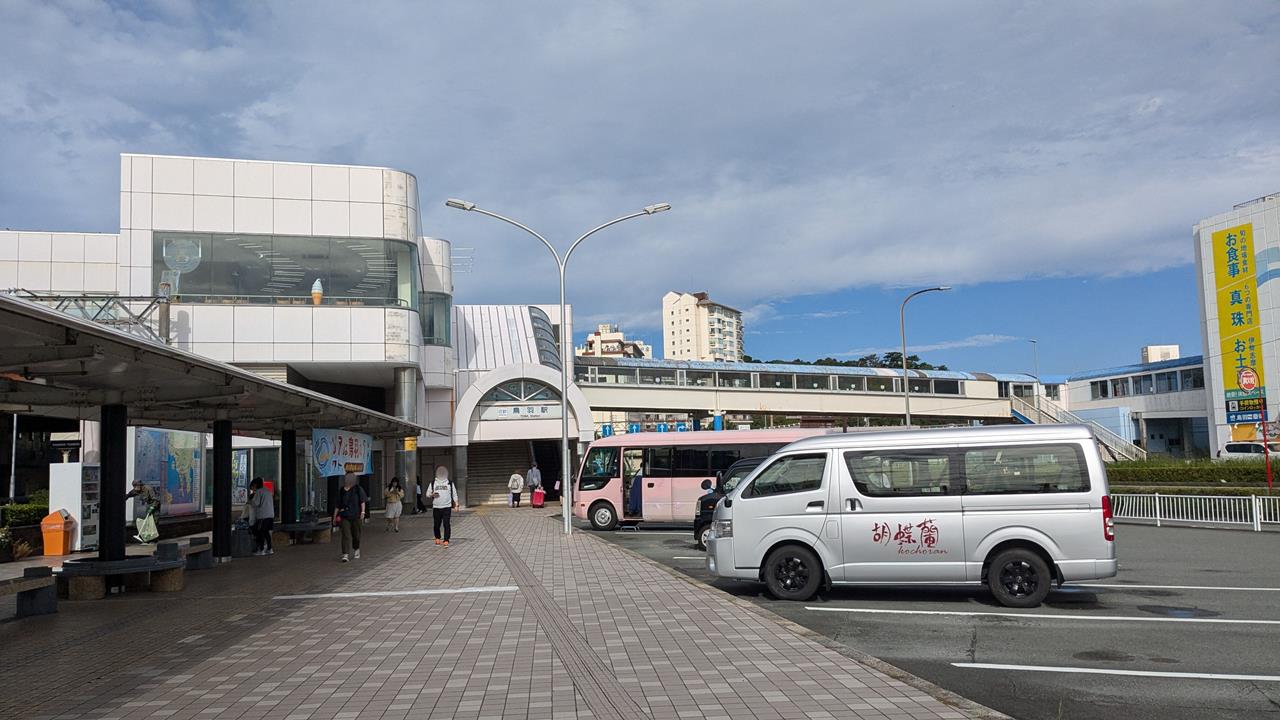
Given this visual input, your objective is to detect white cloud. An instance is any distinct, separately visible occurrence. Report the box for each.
[0,1,1277,330]
[838,334,1019,357]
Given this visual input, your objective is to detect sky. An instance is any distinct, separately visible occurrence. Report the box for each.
[1,1,1277,377]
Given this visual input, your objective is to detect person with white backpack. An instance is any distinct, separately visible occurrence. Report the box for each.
[427,466,459,546]
[508,471,524,507]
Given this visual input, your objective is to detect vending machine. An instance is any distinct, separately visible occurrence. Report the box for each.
[48,463,100,552]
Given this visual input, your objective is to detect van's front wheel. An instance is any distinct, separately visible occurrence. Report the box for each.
[589,502,618,531]
[763,545,822,601]
[988,549,1052,608]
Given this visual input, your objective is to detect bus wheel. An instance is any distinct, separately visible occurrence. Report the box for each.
[763,545,822,601]
[589,502,618,531]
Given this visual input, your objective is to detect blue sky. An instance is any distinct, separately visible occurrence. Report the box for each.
[1,2,1277,377]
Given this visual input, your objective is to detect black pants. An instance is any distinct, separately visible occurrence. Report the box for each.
[253,518,274,551]
[510,492,521,507]
[432,507,452,541]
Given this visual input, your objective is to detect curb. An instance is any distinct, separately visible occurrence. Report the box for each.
[569,520,1012,720]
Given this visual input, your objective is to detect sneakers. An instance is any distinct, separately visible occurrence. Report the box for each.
[442,541,450,547]
[354,549,361,559]
[266,549,274,556]
[252,550,265,556]
[394,527,399,533]
[434,538,442,545]
[341,554,350,562]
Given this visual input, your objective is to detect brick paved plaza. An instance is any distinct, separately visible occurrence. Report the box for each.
[0,510,992,720]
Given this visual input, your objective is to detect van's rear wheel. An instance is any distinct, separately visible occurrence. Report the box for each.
[763,545,822,601]
[988,549,1052,608]
[589,502,618,531]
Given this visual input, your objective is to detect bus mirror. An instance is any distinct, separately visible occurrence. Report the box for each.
[700,479,713,491]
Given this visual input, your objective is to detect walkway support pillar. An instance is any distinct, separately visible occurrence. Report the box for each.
[280,429,298,524]
[394,367,419,512]
[212,419,232,561]
[98,404,127,562]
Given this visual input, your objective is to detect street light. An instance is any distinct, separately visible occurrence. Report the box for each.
[900,286,951,427]
[446,198,671,535]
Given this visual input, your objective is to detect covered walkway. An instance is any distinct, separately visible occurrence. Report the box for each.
[0,294,424,562]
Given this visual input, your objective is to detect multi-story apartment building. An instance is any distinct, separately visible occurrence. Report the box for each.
[576,323,652,358]
[661,291,743,362]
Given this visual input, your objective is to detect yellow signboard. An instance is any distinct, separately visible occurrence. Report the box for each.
[404,436,417,452]
[1211,223,1267,420]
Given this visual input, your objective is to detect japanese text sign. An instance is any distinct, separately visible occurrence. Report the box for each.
[1213,223,1267,416]
[311,429,373,476]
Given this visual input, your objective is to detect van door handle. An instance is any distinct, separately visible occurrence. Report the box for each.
[647,483,654,488]
[806,501,824,512]
[846,499,862,512]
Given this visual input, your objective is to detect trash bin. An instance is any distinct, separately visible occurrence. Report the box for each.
[41,509,75,556]
[231,521,256,558]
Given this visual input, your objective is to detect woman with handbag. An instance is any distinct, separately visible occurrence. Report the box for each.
[333,473,368,563]
[384,477,405,532]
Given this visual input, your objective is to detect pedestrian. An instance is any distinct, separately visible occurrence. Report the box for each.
[248,477,275,556]
[384,477,405,532]
[527,462,542,492]
[415,476,428,513]
[333,472,368,562]
[428,466,459,546]
[125,479,161,543]
[508,471,524,507]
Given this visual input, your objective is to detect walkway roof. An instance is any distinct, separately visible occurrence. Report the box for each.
[575,356,1038,383]
[0,294,426,439]
[1067,354,1204,382]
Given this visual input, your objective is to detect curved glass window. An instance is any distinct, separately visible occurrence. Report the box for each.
[527,307,562,370]
[481,379,560,404]
[153,231,420,309]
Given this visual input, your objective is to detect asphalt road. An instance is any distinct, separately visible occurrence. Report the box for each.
[591,521,1280,720]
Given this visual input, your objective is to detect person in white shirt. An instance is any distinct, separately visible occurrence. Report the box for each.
[428,467,459,546]
[527,462,542,491]
[508,472,525,507]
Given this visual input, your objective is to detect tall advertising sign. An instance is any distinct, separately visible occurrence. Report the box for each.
[1212,223,1268,428]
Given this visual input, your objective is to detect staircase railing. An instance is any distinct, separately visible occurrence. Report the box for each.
[1009,395,1148,462]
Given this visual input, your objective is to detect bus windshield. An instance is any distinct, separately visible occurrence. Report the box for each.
[580,446,619,490]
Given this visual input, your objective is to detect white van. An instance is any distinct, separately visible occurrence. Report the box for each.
[706,424,1117,608]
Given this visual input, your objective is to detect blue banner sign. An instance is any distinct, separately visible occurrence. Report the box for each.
[312,429,373,476]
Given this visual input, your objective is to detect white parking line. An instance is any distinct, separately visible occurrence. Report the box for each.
[1075,583,1280,592]
[274,586,518,600]
[952,662,1280,682]
[804,606,1280,626]
[671,556,706,560]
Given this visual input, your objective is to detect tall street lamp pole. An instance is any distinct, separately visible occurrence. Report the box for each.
[900,286,951,427]
[446,199,671,535]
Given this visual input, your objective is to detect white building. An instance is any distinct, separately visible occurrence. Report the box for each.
[576,323,652,358]
[0,152,593,507]
[1194,192,1280,454]
[661,291,743,362]
[1141,345,1181,363]
[1066,355,1209,456]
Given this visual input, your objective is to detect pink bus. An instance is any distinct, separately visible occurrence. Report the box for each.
[574,428,830,530]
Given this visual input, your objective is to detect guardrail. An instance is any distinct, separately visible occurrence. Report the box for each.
[1112,493,1280,532]
[1009,396,1148,461]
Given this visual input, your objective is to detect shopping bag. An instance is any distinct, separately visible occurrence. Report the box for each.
[137,512,160,543]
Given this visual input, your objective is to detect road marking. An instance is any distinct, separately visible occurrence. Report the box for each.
[672,556,706,560]
[1075,583,1280,593]
[803,606,1280,626]
[274,586,518,600]
[952,662,1280,682]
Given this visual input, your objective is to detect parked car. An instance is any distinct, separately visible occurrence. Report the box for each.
[693,457,768,550]
[706,424,1117,608]
[1218,441,1280,460]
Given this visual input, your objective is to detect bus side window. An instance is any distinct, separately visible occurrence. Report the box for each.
[646,447,674,477]
[623,448,644,478]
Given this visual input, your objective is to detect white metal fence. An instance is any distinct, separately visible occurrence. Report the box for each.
[1112,493,1280,532]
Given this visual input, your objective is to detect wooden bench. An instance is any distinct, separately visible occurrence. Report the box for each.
[55,543,186,600]
[276,518,332,545]
[0,566,57,618]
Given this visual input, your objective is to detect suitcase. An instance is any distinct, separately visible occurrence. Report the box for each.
[531,488,545,508]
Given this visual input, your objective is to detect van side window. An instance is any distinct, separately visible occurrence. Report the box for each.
[744,454,827,497]
[964,444,1089,494]
[845,451,953,497]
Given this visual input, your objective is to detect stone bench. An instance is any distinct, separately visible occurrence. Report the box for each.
[181,537,214,570]
[55,543,186,600]
[276,519,332,545]
[0,566,58,618]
